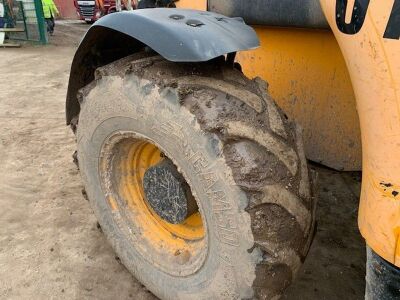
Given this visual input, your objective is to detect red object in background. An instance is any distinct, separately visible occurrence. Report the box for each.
[73,0,109,23]
[54,0,77,19]
[73,0,135,23]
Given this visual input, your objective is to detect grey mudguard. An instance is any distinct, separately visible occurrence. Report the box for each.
[66,8,260,124]
[95,9,259,61]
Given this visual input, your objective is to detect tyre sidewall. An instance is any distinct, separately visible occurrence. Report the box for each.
[77,74,257,299]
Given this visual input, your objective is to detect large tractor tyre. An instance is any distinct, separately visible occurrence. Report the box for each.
[74,53,316,299]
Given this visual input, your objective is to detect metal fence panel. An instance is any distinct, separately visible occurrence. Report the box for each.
[0,0,47,44]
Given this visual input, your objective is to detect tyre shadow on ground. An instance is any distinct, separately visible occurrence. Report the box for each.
[284,163,365,300]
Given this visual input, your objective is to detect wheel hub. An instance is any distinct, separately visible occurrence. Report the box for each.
[143,159,198,224]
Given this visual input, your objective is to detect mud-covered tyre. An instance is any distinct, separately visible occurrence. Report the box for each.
[75,54,316,299]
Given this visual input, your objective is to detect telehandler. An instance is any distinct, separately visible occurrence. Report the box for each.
[65,0,399,298]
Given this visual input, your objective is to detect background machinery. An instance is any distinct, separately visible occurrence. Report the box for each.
[66,0,400,298]
[74,0,135,23]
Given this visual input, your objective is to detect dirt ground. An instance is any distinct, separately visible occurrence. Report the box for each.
[0,21,365,299]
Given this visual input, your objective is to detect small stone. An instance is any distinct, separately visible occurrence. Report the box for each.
[174,249,191,265]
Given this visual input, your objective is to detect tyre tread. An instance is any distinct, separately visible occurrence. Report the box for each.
[73,54,316,299]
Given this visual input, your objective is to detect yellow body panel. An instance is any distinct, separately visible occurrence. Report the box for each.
[175,0,207,10]
[177,0,361,171]
[320,0,400,266]
[237,27,361,170]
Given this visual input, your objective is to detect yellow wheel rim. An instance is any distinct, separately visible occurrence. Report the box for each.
[120,140,205,241]
[99,133,207,275]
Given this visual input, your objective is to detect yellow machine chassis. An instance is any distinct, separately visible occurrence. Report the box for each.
[321,0,400,266]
